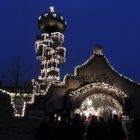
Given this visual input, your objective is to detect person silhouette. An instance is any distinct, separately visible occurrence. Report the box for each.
[109,115,126,140]
[36,116,54,140]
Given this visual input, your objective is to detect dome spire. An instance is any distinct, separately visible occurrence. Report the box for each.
[37,6,67,33]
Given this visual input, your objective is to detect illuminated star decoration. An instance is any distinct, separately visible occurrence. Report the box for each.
[50,6,55,12]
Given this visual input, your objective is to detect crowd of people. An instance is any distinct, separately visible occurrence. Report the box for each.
[36,113,140,140]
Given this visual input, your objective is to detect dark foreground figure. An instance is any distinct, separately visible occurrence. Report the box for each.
[36,114,128,140]
[108,115,126,140]
[132,116,140,140]
[36,117,54,140]
[68,113,85,140]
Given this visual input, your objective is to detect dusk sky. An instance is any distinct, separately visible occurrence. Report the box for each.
[0,0,140,85]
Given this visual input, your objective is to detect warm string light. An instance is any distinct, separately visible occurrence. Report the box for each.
[32,31,66,101]
[62,50,140,86]
[35,32,66,83]
[0,88,35,117]
[11,94,27,117]
[1,7,67,117]
[78,93,123,117]
[0,79,61,118]
[69,82,127,99]
[70,82,125,115]
[0,29,137,118]
[103,55,140,86]
[61,50,133,116]
[0,48,134,117]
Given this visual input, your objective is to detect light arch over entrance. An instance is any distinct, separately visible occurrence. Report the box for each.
[70,82,127,98]
[75,93,123,117]
[68,82,127,117]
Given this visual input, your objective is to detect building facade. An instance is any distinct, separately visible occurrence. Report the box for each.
[0,6,140,140]
[40,45,140,119]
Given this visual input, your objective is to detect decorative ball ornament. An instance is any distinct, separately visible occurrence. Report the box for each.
[37,6,67,33]
[94,44,103,55]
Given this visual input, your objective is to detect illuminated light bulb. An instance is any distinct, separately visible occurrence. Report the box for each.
[50,6,55,12]
[58,116,61,121]
[87,100,92,105]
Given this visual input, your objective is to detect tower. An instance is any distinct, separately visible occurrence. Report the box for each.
[33,7,67,94]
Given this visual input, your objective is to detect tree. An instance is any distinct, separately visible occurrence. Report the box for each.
[3,56,32,90]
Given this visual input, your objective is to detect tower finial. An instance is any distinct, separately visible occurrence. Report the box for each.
[50,6,54,12]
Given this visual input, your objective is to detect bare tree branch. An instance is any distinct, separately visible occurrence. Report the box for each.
[3,56,31,88]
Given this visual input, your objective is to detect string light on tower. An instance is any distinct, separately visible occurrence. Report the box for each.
[0,6,137,118]
[33,6,67,95]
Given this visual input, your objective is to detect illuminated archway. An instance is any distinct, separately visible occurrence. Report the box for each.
[68,82,127,118]
[74,93,123,118]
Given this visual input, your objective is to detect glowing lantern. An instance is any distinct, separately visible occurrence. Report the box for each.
[51,32,64,43]
[56,46,66,63]
[36,44,46,61]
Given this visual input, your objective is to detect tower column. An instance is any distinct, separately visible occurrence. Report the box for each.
[33,6,67,94]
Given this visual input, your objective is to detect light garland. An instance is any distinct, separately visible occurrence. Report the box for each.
[70,82,127,98]
[103,55,140,86]
[9,87,49,117]
[0,47,134,118]
[1,5,138,119]
[30,8,67,113]
[11,94,26,117]
[0,88,36,117]
[62,48,140,87]
[35,31,66,83]
[79,93,123,117]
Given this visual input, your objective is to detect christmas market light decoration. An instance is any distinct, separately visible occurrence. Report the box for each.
[77,93,123,117]
[0,7,140,118]
[32,6,67,95]
[62,46,140,87]
[0,88,35,117]
[35,6,66,83]
[0,6,67,117]
[0,42,138,117]
[70,82,127,98]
